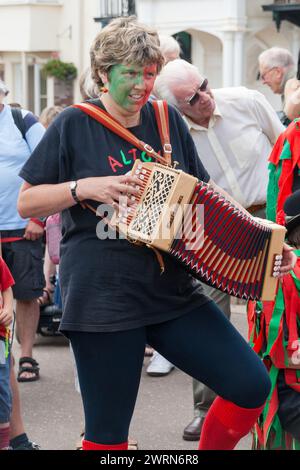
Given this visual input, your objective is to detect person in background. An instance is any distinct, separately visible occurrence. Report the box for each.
[0,257,14,450]
[159,35,181,64]
[39,106,64,130]
[258,47,295,126]
[284,50,300,123]
[0,79,45,382]
[248,98,300,450]
[1,96,42,451]
[154,58,285,442]
[79,67,101,101]
[0,253,39,451]
[38,106,64,307]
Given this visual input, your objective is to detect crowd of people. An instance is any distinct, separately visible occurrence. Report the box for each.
[0,16,299,451]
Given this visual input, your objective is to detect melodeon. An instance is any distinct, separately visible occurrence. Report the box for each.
[111,160,286,301]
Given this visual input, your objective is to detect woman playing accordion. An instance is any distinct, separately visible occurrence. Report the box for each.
[18,17,295,451]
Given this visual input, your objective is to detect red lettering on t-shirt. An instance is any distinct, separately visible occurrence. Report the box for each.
[128,148,138,162]
[108,156,124,173]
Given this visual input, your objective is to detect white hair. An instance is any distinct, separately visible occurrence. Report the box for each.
[154,59,202,106]
[259,47,294,70]
[79,67,99,100]
[159,35,181,59]
[0,79,9,97]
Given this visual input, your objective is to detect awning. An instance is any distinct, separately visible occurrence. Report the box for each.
[262,2,300,31]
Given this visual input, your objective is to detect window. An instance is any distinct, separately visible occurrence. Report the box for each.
[97,0,136,20]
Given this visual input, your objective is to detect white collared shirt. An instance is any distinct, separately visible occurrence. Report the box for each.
[184,87,285,208]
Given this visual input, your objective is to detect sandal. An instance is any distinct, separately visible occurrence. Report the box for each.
[17,357,40,383]
[38,288,54,306]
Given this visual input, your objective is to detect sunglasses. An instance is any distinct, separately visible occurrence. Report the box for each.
[187,78,209,106]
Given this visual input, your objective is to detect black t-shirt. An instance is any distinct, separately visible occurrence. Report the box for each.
[20,100,211,333]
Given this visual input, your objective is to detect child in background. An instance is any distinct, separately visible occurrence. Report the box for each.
[0,256,14,450]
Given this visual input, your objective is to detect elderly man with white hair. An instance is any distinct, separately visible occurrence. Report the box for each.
[259,47,295,96]
[258,47,295,126]
[153,59,285,442]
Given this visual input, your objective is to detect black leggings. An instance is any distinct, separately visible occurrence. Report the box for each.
[69,301,271,445]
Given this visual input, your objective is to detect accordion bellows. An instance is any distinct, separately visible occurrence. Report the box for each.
[111,160,286,301]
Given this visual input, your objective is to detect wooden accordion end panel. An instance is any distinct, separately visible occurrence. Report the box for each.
[111,160,286,301]
[112,160,198,250]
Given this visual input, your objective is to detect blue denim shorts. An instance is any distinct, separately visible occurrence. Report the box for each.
[0,341,12,424]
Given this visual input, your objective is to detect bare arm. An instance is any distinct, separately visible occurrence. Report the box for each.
[18,176,143,219]
[18,181,77,219]
[284,78,300,121]
[0,287,14,327]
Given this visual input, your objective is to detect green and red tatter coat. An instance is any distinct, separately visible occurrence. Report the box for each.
[267,119,300,225]
[248,119,300,450]
[0,256,15,358]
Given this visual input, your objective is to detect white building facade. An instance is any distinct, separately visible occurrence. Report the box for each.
[0,0,299,113]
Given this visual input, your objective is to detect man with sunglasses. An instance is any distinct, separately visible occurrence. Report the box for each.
[154,58,284,442]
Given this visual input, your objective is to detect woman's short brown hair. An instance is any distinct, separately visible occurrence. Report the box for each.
[90,16,164,90]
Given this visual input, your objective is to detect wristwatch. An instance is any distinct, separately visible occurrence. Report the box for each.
[70,181,80,204]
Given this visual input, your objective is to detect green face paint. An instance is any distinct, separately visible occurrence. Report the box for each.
[108,63,157,111]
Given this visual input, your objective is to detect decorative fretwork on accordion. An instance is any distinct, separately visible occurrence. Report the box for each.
[111,160,286,301]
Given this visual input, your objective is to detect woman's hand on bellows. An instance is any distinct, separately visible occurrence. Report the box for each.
[76,175,143,207]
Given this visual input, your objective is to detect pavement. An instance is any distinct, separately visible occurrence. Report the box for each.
[13,300,252,451]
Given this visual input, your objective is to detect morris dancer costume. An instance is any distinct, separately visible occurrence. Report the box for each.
[248,119,300,450]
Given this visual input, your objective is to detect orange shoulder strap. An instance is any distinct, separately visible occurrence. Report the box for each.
[73,101,172,167]
[151,100,172,165]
